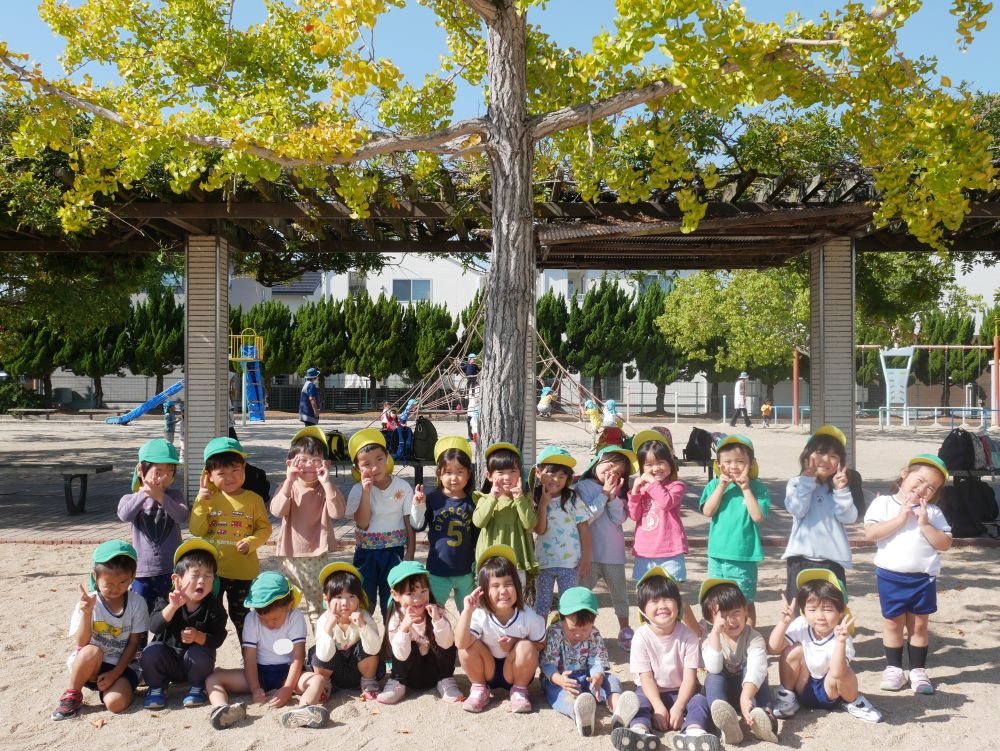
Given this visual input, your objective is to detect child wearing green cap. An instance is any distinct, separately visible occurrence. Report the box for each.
[52,541,149,720]
[189,436,272,641]
[206,571,327,730]
[864,455,952,696]
[117,438,188,618]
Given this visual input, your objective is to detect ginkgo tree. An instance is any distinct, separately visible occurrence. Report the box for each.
[0,0,996,458]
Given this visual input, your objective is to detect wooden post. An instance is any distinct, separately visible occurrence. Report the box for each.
[792,349,800,426]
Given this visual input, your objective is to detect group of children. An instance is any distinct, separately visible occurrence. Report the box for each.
[54,420,954,750]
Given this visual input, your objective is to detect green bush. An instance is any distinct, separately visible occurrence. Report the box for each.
[0,382,45,414]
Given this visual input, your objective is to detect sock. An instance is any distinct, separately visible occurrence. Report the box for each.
[511,684,528,694]
[885,645,904,669]
[685,727,707,736]
[469,682,487,695]
[908,643,929,669]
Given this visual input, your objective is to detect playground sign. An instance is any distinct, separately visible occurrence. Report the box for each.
[879,347,915,426]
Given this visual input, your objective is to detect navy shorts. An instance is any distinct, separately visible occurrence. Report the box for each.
[257,663,291,692]
[487,656,512,691]
[85,661,139,699]
[875,567,937,618]
[798,676,839,710]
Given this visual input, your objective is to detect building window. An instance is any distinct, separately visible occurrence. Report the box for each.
[392,279,431,303]
[348,272,366,298]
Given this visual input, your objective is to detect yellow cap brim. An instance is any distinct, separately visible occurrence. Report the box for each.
[813,425,847,447]
[485,442,522,460]
[434,436,472,462]
[477,544,519,572]
[293,426,329,451]
[173,538,219,566]
[632,430,671,452]
[698,577,739,604]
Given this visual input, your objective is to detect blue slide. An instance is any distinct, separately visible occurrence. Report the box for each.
[106,379,184,425]
[242,361,266,422]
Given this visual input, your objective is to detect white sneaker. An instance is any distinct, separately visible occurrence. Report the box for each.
[880,666,907,691]
[376,679,406,705]
[710,700,743,745]
[772,687,800,719]
[573,692,597,737]
[748,707,779,744]
[908,668,934,695]
[436,677,464,703]
[611,690,641,729]
[844,694,882,723]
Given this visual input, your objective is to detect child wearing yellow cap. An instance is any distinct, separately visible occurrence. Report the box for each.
[864,455,952,696]
[472,443,538,582]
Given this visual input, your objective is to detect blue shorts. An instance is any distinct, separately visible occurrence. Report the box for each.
[707,557,759,602]
[85,661,139,699]
[798,676,839,710]
[257,663,291,692]
[487,656,512,691]
[633,554,687,583]
[875,567,937,618]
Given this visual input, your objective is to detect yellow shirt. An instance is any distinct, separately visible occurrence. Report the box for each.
[189,489,272,580]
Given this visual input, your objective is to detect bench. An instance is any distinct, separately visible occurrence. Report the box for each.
[78,409,119,420]
[677,458,714,479]
[0,463,114,515]
[7,408,58,420]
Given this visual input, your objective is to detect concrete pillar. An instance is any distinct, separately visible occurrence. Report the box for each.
[184,236,231,498]
[523,277,537,467]
[810,237,856,465]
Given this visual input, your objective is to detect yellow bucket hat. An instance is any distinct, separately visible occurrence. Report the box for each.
[476,543,519,572]
[318,561,369,611]
[485,442,521,461]
[348,428,394,481]
[795,567,854,635]
[631,429,677,481]
[812,425,847,447]
[698,577,740,604]
[434,436,472,462]
[292,425,329,452]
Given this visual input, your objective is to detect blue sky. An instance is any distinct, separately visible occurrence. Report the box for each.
[5,1,999,120]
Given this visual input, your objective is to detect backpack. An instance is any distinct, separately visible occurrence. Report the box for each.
[976,435,995,471]
[324,430,349,461]
[411,416,438,463]
[652,426,674,452]
[242,462,271,503]
[389,426,413,461]
[683,427,714,462]
[938,477,1000,538]
[971,433,990,471]
[938,428,975,472]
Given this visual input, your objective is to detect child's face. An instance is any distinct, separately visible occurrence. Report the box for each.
[438,459,470,497]
[141,462,176,491]
[560,613,594,645]
[537,465,570,497]
[356,448,389,483]
[718,446,751,478]
[257,602,291,630]
[487,467,520,494]
[899,465,945,503]
[288,453,326,483]
[594,458,625,485]
[802,596,843,638]
[642,456,673,482]
[809,448,841,479]
[94,570,133,603]
[714,605,749,638]
[208,462,245,495]
[326,589,361,621]
[486,574,517,614]
[642,595,679,632]
[393,580,430,619]
[173,564,215,603]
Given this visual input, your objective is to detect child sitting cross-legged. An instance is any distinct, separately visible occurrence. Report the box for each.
[768,569,881,724]
[205,571,327,730]
[540,586,632,737]
[140,539,229,710]
[52,541,149,720]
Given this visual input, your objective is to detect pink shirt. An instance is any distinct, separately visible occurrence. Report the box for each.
[270,481,339,557]
[627,480,689,558]
[630,621,700,690]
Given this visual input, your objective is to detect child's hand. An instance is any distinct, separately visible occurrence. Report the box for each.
[577,558,590,581]
[835,613,854,642]
[235,539,250,555]
[602,471,623,497]
[464,586,483,610]
[360,468,374,492]
[168,589,187,609]
[197,472,212,501]
[285,462,301,483]
[510,475,523,498]
[349,611,365,628]
[832,463,850,490]
[712,608,727,634]
[914,497,930,526]
[633,473,650,495]
[717,468,733,487]
[803,454,818,478]
[180,627,204,645]
[651,706,671,732]
[78,584,97,613]
[251,687,267,705]
[740,694,754,725]
[734,466,751,491]
[316,462,331,484]
[667,703,685,730]
[413,484,426,505]
[589,672,604,697]
[497,635,516,653]
[554,671,580,694]
[778,593,795,625]
[268,686,294,708]
[897,494,916,518]
[95,671,116,693]
[426,603,443,622]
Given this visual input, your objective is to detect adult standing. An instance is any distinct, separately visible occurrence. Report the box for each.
[459,353,480,392]
[730,371,752,428]
[299,367,321,426]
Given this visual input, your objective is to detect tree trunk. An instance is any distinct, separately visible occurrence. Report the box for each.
[766,383,775,402]
[655,383,665,414]
[477,2,534,473]
[42,374,53,407]
[155,373,164,395]
[93,376,104,408]
[592,375,603,400]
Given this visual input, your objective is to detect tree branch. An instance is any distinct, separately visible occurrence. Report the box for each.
[459,0,499,24]
[1,53,487,166]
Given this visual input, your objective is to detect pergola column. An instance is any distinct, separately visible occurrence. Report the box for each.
[810,237,856,466]
[523,300,537,467]
[184,235,231,498]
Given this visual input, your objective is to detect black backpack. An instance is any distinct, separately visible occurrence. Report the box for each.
[939,428,975,472]
[412,416,438,462]
[324,430,349,461]
[242,462,271,503]
[684,427,714,462]
[938,477,999,538]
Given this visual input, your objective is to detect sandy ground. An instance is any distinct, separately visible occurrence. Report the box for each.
[0,414,998,749]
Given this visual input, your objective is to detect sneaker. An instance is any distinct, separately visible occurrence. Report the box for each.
[618,627,635,650]
[360,678,380,702]
[144,687,167,710]
[209,702,247,730]
[748,707,779,744]
[279,704,329,729]
[909,668,934,695]
[672,730,721,751]
[880,666,907,691]
[509,688,533,714]
[376,679,406,705]
[844,694,882,724]
[51,689,83,721]
[462,684,491,713]
[710,700,743,745]
[611,726,662,751]
[182,686,207,708]
[772,687,800,719]
[436,677,464,703]
[573,692,597,737]
[611,690,641,729]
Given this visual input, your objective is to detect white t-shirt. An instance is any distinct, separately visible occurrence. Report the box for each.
[864,494,952,576]
[241,608,307,666]
[782,615,854,679]
[347,476,413,535]
[469,607,546,659]
[67,591,149,667]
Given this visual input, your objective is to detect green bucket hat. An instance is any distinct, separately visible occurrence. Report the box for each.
[909,454,950,486]
[558,586,599,616]
[132,438,181,491]
[89,540,137,590]
[582,445,639,478]
[243,570,302,610]
[528,445,577,488]
[203,436,248,463]
[387,560,429,590]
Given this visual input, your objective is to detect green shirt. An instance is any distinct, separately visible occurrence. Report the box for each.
[698,478,770,561]
[472,491,539,576]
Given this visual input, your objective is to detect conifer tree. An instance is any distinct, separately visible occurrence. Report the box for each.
[407,301,457,383]
[5,322,63,405]
[242,300,296,400]
[128,288,184,394]
[292,297,346,377]
[536,288,568,361]
[563,278,633,400]
[632,280,683,414]
[344,293,405,401]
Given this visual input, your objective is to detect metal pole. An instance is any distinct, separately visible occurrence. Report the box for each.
[993,333,999,429]
[674,392,679,425]
[792,350,800,426]
[722,394,728,424]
